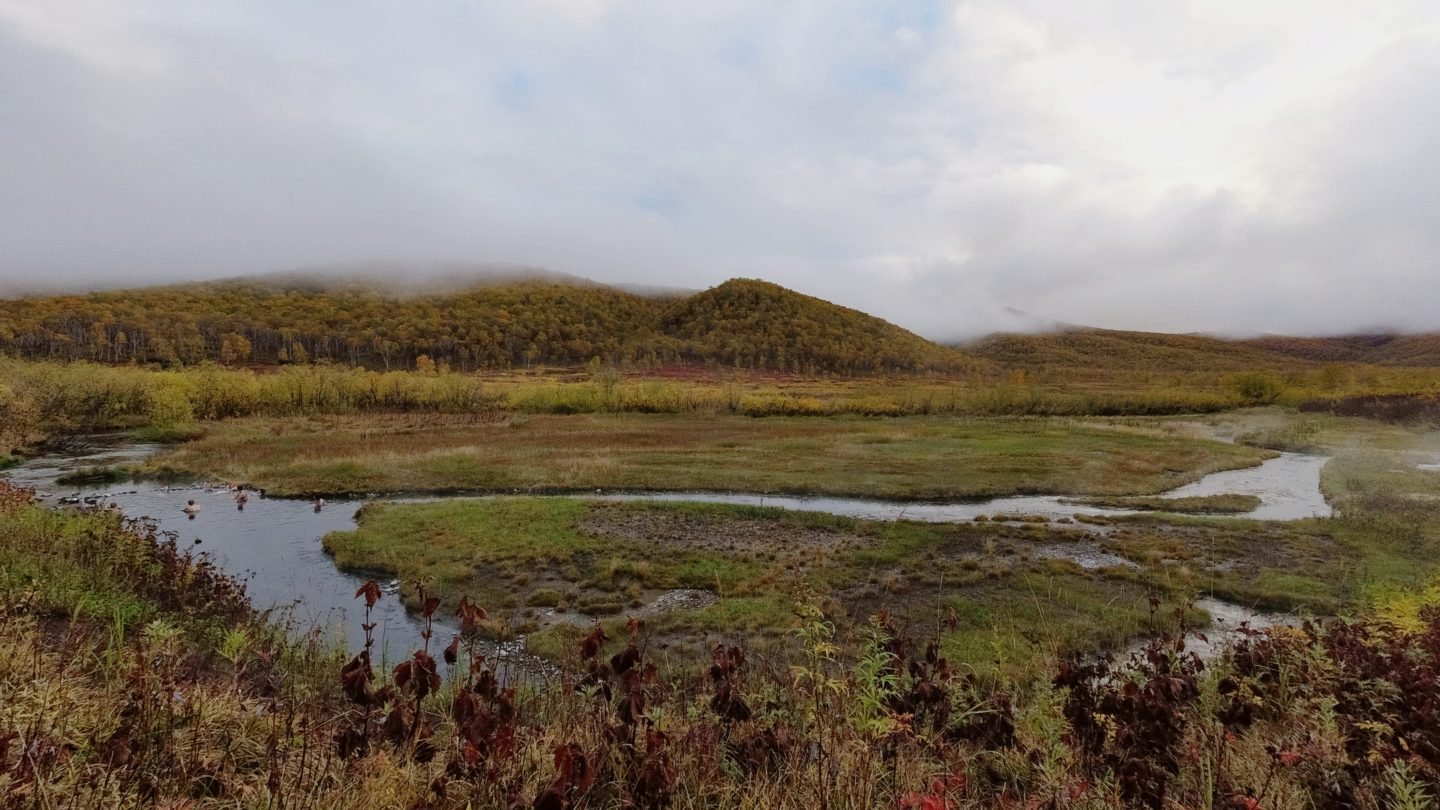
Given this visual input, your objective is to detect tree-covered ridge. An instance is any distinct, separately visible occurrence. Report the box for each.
[0,277,971,374]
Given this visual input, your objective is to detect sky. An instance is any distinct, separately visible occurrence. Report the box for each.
[1,0,1437,339]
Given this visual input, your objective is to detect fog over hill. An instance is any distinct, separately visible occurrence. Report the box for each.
[4,2,1439,339]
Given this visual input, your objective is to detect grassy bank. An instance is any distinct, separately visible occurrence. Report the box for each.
[142,412,1271,498]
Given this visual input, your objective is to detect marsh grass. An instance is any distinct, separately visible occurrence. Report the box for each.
[313,404,1440,677]
[319,493,1384,678]
[145,412,1271,498]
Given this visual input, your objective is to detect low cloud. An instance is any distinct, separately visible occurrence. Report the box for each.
[1,0,1437,338]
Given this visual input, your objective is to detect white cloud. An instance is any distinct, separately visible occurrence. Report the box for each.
[0,0,1438,337]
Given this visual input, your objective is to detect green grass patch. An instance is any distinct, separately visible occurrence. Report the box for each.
[320,493,1375,670]
[670,596,796,634]
[938,574,1180,679]
[126,423,206,443]
[525,588,563,607]
[323,498,597,595]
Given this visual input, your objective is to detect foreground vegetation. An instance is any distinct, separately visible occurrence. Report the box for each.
[4,479,1440,807]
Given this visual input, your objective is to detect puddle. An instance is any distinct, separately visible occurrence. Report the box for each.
[538,588,718,627]
[1124,598,1299,661]
[1032,544,1137,570]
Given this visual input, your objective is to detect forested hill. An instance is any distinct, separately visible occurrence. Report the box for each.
[0,277,973,375]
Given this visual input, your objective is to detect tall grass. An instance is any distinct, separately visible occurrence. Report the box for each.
[5,358,1438,449]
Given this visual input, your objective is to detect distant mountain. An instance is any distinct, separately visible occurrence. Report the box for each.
[963,328,1288,373]
[0,274,971,374]
[1239,334,1440,366]
[962,328,1440,372]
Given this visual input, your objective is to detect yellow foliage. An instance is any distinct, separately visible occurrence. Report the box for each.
[1373,578,1440,633]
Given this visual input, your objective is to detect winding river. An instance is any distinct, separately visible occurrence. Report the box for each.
[4,440,1328,664]
[594,451,1331,523]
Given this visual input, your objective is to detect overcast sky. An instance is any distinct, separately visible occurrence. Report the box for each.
[1,1,1437,338]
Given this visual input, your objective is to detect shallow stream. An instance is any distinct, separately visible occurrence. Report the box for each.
[593,451,1331,523]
